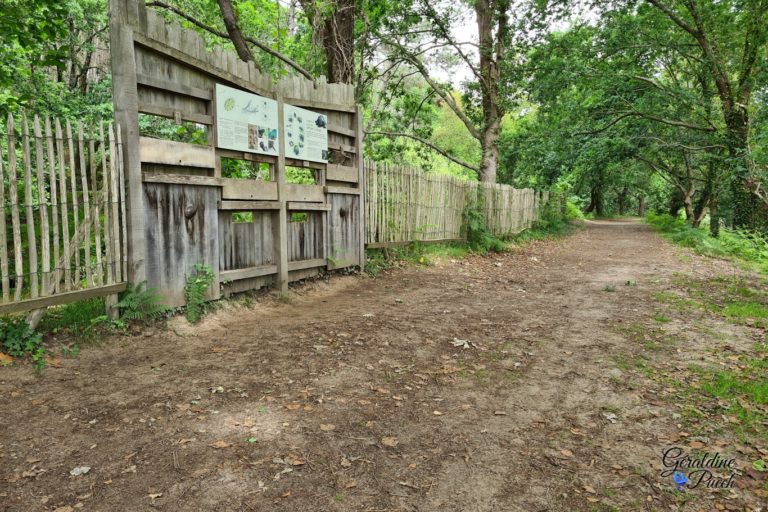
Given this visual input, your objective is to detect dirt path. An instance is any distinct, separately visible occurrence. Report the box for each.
[1,219,765,512]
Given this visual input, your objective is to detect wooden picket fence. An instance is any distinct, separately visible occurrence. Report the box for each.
[0,113,127,317]
[365,161,547,247]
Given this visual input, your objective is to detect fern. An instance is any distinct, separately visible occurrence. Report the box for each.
[185,264,214,324]
[116,282,168,324]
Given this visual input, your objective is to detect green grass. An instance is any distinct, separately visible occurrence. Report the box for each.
[646,213,768,275]
[37,297,107,341]
[722,301,768,327]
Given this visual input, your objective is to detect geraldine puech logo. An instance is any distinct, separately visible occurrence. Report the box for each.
[661,446,738,491]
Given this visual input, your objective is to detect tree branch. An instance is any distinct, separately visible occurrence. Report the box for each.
[365,131,480,172]
[146,0,315,80]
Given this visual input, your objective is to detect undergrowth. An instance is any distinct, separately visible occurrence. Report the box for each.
[185,264,215,324]
[646,213,768,275]
[0,316,45,370]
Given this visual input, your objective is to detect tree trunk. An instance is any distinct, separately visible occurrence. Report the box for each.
[216,0,253,62]
[618,187,628,215]
[474,0,506,183]
[637,196,646,217]
[724,110,757,228]
[300,0,355,83]
[709,199,720,238]
[692,185,710,228]
[478,117,500,183]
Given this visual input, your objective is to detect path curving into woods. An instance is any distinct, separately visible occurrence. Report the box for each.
[1,219,765,511]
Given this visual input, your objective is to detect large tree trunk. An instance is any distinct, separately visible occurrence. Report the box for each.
[637,196,646,216]
[724,110,757,228]
[216,0,253,62]
[300,0,355,83]
[479,117,500,183]
[617,187,629,215]
[474,0,506,183]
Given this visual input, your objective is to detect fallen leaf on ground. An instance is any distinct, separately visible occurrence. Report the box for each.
[45,356,62,368]
[494,411,507,416]
[584,485,597,494]
[208,440,231,449]
[147,493,163,502]
[560,449,574,457]
[69,466,90,476]
[433,410,443,416]
[689,441,705,449]
[381,436,399,447]
[286,404,301,410]
[0,353,13,365]
[320,423,336,431]
[586,497,600,503]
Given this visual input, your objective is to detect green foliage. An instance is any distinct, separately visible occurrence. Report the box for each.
[646,213,768,275]
[38,297,106,341]
[185,264,215,324]
[0,316,45,369]
[462,206,506,254]
[116,282,169,324]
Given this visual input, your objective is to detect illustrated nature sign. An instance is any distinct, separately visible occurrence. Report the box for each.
[283,104,328,163]
[215,84,279,155]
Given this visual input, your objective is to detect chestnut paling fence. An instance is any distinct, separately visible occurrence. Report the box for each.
[365,160,547,247]
[0,113,127,319]
[0,115,547,317]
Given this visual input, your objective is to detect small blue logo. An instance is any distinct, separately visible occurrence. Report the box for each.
[673,471,688,491]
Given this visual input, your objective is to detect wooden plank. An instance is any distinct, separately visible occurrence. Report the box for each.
[136,72,212,100]
[0,125,8,302]
[283,97,356,113]
[8,114,24,300]
[287,202,331,211]
[22,115,38,298]
[33,116,51,295]
[45,118,61,292]
[325,185,361,195]
[101,122,114,284]
[117,125,129,281]
[274,95,289,294]
[327,124,356,138]
[221,179,278,200]
[326,164,358,183]
[365,238,466,249]
[109,124,122,282]
[143,172,224,187]
[0,282,127,316]
[355,105,365,268]
[218,200,280,210]
[138,102,213,125]
[77,122,93,287]
[219,264,277,282]
[328,141,356,153]
[66,121,81,285]
[88,123,103,286]
[287,258,325,272]
[132,32,278,100]
[283,184,324,202]
[139,136,215,168]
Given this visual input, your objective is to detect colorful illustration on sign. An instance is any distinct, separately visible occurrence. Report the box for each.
[283,104,328,163]
[215,84,279,156]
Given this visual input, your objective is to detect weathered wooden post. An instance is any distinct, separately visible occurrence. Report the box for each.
[109,0,145,293]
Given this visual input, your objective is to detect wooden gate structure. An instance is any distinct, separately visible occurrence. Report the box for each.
[109,0,364,306]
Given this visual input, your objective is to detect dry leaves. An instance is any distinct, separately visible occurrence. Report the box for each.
[319,423,336,431]
[208,440,231,449]
[381,436,399,447]
[560,449,574,458]
[0,352,13,365]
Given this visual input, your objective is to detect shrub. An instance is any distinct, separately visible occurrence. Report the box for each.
[185,264,215,324]
[116,282,169,324]
[0,316,45,369]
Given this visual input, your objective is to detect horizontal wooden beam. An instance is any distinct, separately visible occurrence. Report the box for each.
[143,172,224,187]
[283,184,325,202]
[283,97,356,113]
[217,148,277,164]
[220,264,278,282]
[287,202,331,211]
[0,283,127,316]
[221,179,278,200]
[326,164,358,183]
[140,137,215,168]
[324,185,361,195]
[328,124,356,138]
[366,238,465,249]
[218,200,281,210]
[285,158,325,170]
[138,102,213,125]
[328,141,357,153]
[287,258,326,271]
[137,73,212,100]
